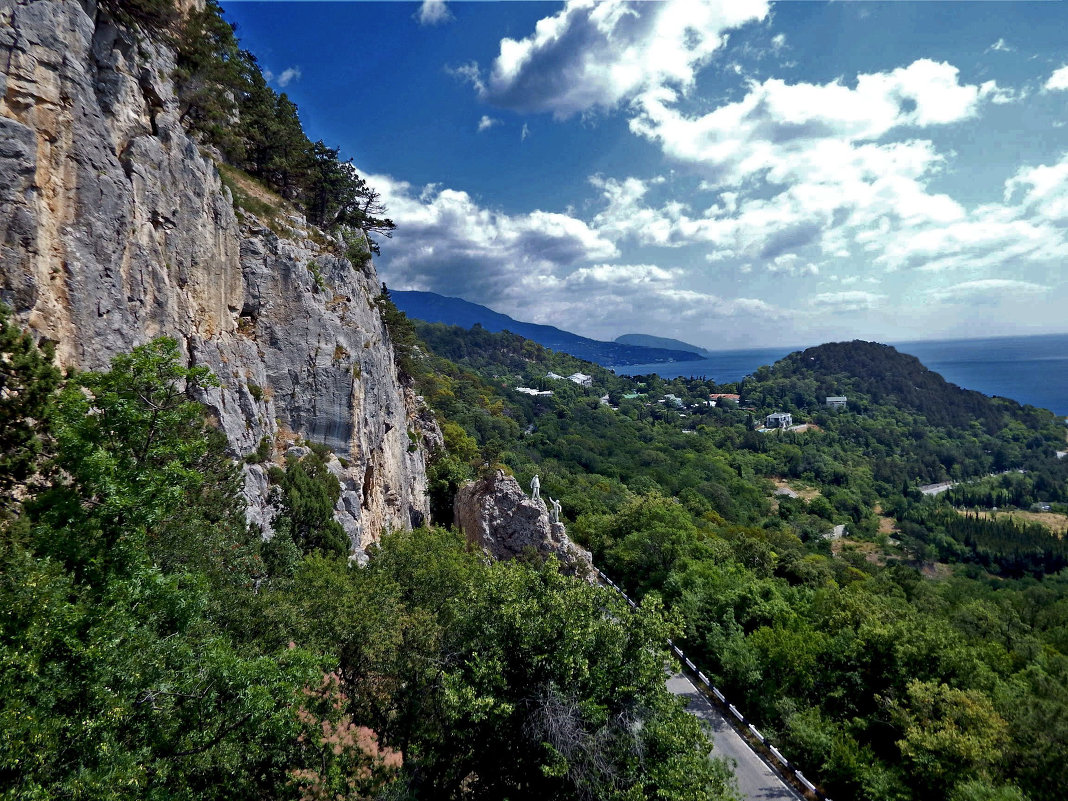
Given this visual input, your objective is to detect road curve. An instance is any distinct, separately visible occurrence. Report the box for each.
[667,672,802,801]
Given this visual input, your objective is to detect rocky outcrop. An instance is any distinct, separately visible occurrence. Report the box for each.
[0,0,432,554]
[454,470,594,579]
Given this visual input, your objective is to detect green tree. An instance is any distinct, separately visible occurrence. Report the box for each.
[0,304,59,513]
[271,450,348,558]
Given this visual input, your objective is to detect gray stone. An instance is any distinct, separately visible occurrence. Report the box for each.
[454,470,594,580]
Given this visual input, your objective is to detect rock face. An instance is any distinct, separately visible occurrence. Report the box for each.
[454,470,594,579]
[0,0,433,553]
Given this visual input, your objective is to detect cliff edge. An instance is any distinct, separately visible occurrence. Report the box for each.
[0,0,432,552]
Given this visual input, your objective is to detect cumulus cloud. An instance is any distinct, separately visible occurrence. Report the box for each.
[928,279,1047,303]
[477,115,500,132]
[416,0,452,26]
[630,59,996,184]
[477,0,769,118]
[365,171,790,340]
[368,174,617,304]
[1046,65,1068,92]
[1005,154,1068,224]
[583,59,1068,282]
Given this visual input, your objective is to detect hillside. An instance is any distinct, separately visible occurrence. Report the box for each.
[400,322,1068,801]
[0,3,737,800]
[743,340,1059,437]
[615,333,713,357]
[391,290,703,366]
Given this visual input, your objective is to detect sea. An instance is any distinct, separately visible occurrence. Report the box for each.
[613,333,1068,417]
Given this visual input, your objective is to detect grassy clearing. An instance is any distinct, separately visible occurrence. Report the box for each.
[955,507,1068,535]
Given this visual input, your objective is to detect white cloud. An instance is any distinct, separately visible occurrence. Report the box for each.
[986,38,1012,53]
[928,279,1047,303]
[365,171,791,340]
[631,59,995,184]
[521,123,531,142]
[478,0,769,118]
[368,173,618,305]
[477,115,500,132]
[1005,154,1068,224]
[809,290,885,312]
[594,59,1068,284]
[448,61,485,94]
[416,0,452,26]
[1045,65,1068,92]
[565,263,678,286]
[276,66,302,88]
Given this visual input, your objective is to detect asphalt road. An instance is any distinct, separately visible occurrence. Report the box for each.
[666,672,802,801]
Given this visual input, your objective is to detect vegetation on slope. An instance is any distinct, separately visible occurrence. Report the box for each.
[104,0,395,254]
[397,321,1068,801]
[0,307,737,801]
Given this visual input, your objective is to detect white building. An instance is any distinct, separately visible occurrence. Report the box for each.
[765,412,793,429]
[567,372,593,387]
[546,372,564,380]
[826,396,847,409]
[515,387,553,397]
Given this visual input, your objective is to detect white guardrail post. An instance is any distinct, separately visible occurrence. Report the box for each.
[795,771,817,793]
[594,563,830,800]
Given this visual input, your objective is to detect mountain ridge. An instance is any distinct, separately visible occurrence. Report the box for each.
[615,333,713,357]
[390,290,703,366]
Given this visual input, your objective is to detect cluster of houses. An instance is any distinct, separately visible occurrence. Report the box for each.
[515,371,595,397]
[515,371,850,434]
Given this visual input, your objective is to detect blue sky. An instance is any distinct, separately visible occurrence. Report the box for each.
[221,1,1068,350]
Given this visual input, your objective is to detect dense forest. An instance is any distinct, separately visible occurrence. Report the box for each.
[0,306,736,800]
[393,313,1068,801]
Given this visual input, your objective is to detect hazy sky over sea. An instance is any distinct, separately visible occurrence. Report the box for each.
[222,1,1068,349]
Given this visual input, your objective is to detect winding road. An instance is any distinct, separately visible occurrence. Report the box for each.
[667,672,803,801]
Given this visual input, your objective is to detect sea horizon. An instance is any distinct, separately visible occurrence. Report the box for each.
[613,332,1068,416]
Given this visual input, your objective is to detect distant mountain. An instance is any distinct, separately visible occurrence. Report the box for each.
[615,333,712,357]
[390,290,704,367]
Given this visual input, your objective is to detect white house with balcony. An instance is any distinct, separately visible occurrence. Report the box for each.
[765,412,793,429]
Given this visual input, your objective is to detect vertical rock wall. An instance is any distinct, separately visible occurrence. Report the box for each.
[0,0,432,551]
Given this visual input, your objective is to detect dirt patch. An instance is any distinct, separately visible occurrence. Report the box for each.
[771,478,821,501]
[919,561,953,580]
[832,538,888,566]
[873,506,897,535]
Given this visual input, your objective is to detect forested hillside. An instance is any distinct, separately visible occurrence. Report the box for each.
[397,317,1068,801]
[0,307,736,800]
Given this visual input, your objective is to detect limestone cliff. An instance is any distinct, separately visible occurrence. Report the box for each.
[0,0,433,552]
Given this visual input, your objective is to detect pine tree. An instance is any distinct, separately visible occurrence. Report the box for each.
[0,304,59,512]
